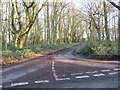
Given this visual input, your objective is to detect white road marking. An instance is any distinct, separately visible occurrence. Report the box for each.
[3,64,48,83]
[0,85,2,88]
[52,61,59,80]
[35,80,49,84]
[113,68,120,71]
[109,72,118,75]
[52,61,55,70]
[76,75,90,79]
[53,72,58,78]
[52,69,55,72]
[71,73,83,76]
[61,75,66,77]
[57,75,66,77]
[101,69,111,72]
[93,73,105,77]
[86,71,97,74]
[11,82,29,87]
[56,78,70,81]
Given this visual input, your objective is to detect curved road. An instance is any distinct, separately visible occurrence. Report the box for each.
[1,44,120,88]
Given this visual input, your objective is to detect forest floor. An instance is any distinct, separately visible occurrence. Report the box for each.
[1,44,78,67]
[74,51,119,61]
[83,55,120,61]
[74,54,120,61]
[75,42,119,61]
[1,43,119,67]
[2,43,119,88]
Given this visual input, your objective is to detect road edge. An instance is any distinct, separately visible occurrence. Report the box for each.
[72,46,120,64]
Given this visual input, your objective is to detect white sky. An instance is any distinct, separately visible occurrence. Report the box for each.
[1,0,120,2]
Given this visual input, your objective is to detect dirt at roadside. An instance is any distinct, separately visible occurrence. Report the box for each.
[85,55,120,61]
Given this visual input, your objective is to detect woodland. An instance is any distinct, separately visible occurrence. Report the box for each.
[1,0,120,65]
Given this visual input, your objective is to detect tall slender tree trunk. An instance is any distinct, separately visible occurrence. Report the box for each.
[47,0,50,45]
[103,2,110,45]
[118,2,120,55]
[97,13,101,43]
[14,34,19,49]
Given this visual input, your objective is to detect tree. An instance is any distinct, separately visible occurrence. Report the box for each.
[3,0,46,49]
[103,1,110,44]
[107,0,120,10]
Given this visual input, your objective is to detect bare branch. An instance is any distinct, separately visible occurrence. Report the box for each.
[11,1,17,32]
[107,0,120,10]
[15,2,22,31]
[3,25,15,34]
[21,1,47,36]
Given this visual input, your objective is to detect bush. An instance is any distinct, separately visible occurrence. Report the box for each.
[2,50,13,57]
[12,50,22,59]
[22,49,32,53]
[91,44,106,55]
[77,43,96,56]
[92,42,118,55]
[32,48,43,53]
[22,49,35,56]
[2,43,77,60]
[77,42,118,56]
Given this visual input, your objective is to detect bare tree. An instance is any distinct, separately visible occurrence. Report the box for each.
[107,0,120,10]
[3,0,46,49]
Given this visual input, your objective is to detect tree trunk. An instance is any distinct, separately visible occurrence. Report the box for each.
[103,2,110,45]
[118,2,120,55]
[14,34,19,49]
[18,36,24,49]
[47,0,50,45]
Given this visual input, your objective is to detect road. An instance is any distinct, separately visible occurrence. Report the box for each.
[1,44,120,88]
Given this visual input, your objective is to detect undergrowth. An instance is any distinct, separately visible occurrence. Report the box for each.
[77,42,118,56]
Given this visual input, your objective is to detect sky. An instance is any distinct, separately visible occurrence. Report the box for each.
[1,0,120,2]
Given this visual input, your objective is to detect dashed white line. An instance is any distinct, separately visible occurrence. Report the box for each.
[71,73,83,76]
[56,78,70,81]
[93,73,105,77]
[51,62,71,81]
[53,72,58,78]
[52,61,55,70]
[109,72,118,75]
[61,75,66,77]
[57,75,66,77]
[52,61,59,80]
[101,69,111,72]
[86,71,97,74]
[0,85,2,88]
[113,68,120,71]
[52,69,55,72]
[11,82,29,87]
[76,75,90,79]
[35,80,49,84]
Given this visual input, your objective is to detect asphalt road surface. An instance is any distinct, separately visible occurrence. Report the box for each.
[1,44,120,88]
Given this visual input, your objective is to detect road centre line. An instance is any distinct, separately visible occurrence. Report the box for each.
[56,78,70,81]
[86,71,98,74]
[71,73,83,76]
[35,80,49,84]
[52,61,59,80]
[93,73,105,77]
[57,75,66,77]
[52,61,71,81]
[11,82,29,87]
[0,85,2,88]
[52,61,55,70]
[113,68,120,71]
[101,69,111,72]
[76,75,90,79]
[109,72,118,75]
